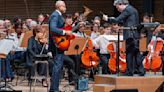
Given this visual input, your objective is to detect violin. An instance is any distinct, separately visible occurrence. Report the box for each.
[107,43,126,73]
[81,39,99,68]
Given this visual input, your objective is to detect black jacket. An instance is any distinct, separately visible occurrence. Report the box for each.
[26,36,48,67]
[108,5,140,40]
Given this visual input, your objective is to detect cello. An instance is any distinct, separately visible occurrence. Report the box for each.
[143,32,163,72]
[81,39,99,68]
[107,43,126,73]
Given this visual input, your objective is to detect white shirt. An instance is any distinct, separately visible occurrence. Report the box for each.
[7,33,26,51]
[90,31,100,40]
[92,35,115,54]
[56,10,62,15]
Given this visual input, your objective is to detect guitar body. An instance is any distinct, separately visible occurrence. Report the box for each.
[53,35,75,51]
[53,25,75,51]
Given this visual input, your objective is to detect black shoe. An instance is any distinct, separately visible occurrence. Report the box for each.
[139,73,145,76]
[124,73,133,76]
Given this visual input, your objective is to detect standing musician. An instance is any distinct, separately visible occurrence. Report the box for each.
[92,23,113,74]
[103,0,145,76]
[49,1,72,92]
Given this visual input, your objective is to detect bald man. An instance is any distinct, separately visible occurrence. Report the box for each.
[49,1,72,92]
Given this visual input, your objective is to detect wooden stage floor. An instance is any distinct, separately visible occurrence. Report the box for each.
[0,78,94,92]
[0,72,163,92]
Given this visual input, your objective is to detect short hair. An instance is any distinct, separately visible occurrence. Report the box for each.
[55,0,65,9]
[113,0,129,6]
[103,23,111,28]
[94,16,101,21]
[29,21,37,28]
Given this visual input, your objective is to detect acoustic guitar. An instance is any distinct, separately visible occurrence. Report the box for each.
[53,6,92,51]
[53,25,75,51]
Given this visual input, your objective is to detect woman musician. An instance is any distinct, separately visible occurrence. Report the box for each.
[26,25,50,87]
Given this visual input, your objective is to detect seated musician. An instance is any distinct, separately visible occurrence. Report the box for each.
[92,23,113,74]
[90,23,100,40]
[72,11,80,27]
[37,14,45,25]
[0,20,5,29]
[93,16,101,27]
[26,25,50,87]
[23,19,33,30]
[29,21,38,31]
[140,14,154,45]
[1,20,26,81]
[73,21,88,38]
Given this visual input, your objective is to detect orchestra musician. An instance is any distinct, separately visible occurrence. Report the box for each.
[37,14,45,25]
[92,23,113,74]
[26,25,49,87]
[48,1,72,91]
[0,20,5,29]
[90,23,100,40]
[103,0,145,76]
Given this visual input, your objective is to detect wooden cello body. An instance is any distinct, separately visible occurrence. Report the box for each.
[107,43,126,73]
[143,36,163,72]
[81,39,99,68]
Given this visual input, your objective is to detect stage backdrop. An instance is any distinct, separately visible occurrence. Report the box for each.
[0,0,163,23]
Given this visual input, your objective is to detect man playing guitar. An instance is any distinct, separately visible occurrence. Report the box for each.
[48,0,72,92]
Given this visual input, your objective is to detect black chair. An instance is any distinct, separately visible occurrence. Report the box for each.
[13,52,29,86]
[31,54,49,92]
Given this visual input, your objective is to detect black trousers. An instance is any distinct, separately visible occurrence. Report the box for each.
[126,38,145,75]
[100,54,110,74]
[63,55,75,83]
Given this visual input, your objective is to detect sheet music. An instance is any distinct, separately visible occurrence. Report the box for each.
[0,39,14,55]
[102,35,123,41]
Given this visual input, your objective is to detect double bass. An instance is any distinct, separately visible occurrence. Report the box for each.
[107,43,126,73]
[81,39,99,68]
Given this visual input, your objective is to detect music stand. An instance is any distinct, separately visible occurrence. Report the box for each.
[65,37,88,55]
[65,37,88,75]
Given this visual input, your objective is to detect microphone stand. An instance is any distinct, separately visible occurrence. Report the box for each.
[116,30,120,76]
